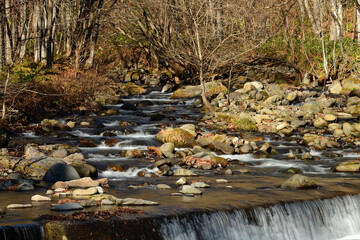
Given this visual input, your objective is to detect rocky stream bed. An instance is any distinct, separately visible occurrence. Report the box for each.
[1,71,360,239]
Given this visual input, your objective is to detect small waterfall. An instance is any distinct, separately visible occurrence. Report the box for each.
[0,223,45,240]
[160,194,360,240]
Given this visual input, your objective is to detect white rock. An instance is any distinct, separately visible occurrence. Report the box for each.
[191,182,210,188]
[7,204,33,209]
[157,184,172,190]
[72,187,98,196]
[216,179,229,184]
[31,195,51,202]
[175,177,187,186]
[180,185,202,195]
[46,190,54,195]
[96,186,104,194]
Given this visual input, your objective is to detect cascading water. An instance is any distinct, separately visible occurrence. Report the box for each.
[0,223,45,240]
[160,194,360,240]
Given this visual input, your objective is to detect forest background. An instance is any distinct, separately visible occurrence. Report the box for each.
[0,0,359,120]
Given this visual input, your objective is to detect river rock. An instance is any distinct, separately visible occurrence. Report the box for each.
[301,152,314,160]
[324,114,337,122]
[208,141,234,154]
[173,169,198,176]
[156,127,196,147]
[180,124,197,137]
[51,203,83,211]
[7,204,33,209]
[51,149,69,159]
[216,179,229,184]
[343,123,360,138]
[31,195,51,201]
[124,149,144,158]
[43,163,80,182]
[101,199,115,205]
[180,185,202,195]
[79,200,99,208]
[117,198,159,206]
[191,182,210,188]
[281,174,317,189]
[65,177,100,188]
[335,160,360,172]
[175,177,187,186]
[286,92,297,102]
[16,182,35,191]
[329,80,342,94]
[300,102,323,114]
[313,118,328,129]
[342,78,360,91]
[72,164,98,178]
[72,187,98,196]
[25,146,46,159]
[157,184,172,190]
[63,153,86,165]
[259,142,278,155]
[160,142,175,158]
[283,168,303,174]
[51,183,69,192]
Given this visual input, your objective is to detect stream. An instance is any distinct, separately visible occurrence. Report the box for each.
[1,89,360,239]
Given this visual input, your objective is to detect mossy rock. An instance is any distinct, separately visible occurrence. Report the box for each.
[121,83,147,95]
[171,82,226,99]
[156,128,196,147]
[234,118,257,131]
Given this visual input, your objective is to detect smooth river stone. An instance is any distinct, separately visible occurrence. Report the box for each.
[191,182,210,188]
[31,195,51,201]
[117,198,159,206]
[72,187,98,196]
[180,185,202,195]
[7,204,33,209]
[51,203,83,211]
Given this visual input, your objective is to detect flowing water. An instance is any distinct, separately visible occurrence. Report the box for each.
[2,89,360,239]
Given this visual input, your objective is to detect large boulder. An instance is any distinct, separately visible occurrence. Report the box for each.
[281,174,317,189]
[0,156,65,179]
[156,128,196,147]
[43,163,80,182]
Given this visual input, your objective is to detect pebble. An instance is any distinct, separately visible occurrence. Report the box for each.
[72,187,98,196]
[46,190,54,195]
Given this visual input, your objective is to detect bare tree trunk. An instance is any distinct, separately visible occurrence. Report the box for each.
[357,0,360,44]
[4,0,13,65]
[329,0,343,41]
[65,0,72,56]
[41,0,48,64]
[0,1,4,69]
[2,67,11,120]
[303,0,320,35]
[19,1,29,60]
[34,0,41,62]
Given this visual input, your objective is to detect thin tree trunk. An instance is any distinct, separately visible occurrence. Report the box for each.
[2,67,11,120]
[0,1,4,69]
[34,0,41,62]
[4,0,13,65]
[357,0,360,43]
